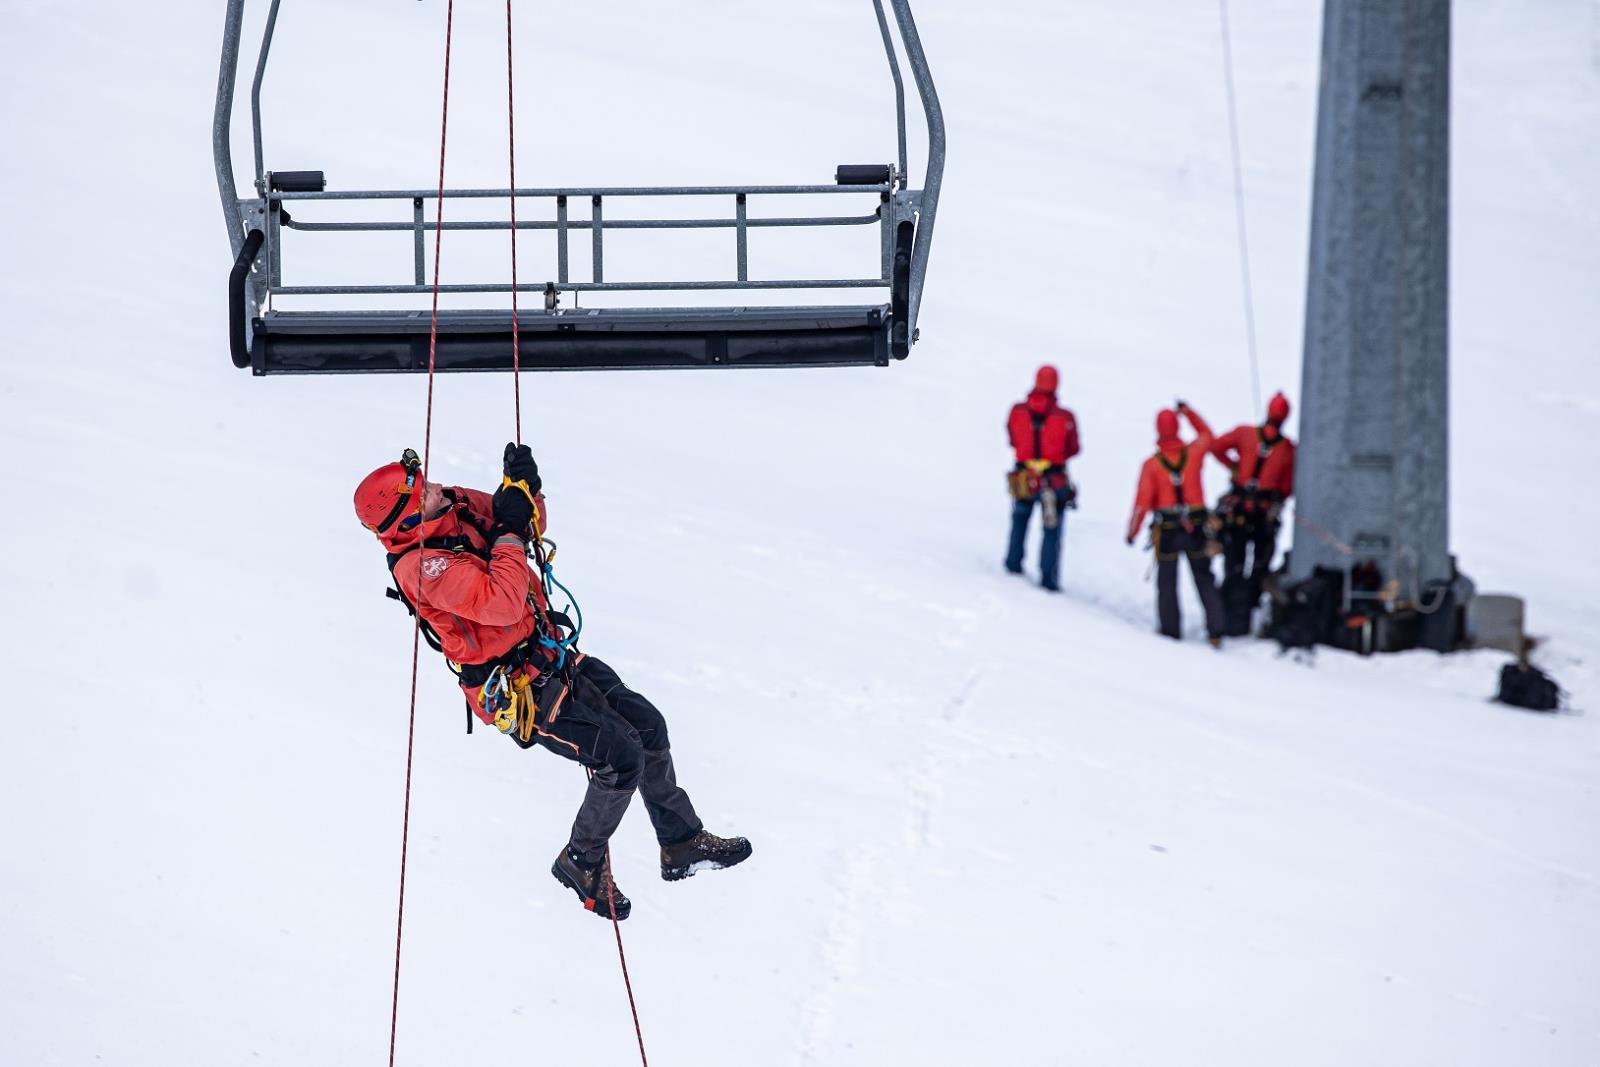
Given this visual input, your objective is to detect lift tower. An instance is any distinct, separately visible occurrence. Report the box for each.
[1291,0,1454,624]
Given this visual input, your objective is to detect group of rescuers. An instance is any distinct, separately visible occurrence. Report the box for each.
[1006,364,1296,646]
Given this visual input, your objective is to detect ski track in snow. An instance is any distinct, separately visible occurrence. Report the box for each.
[794,661,986,1061]
[909,667,984,849]
[791,850,875,1065]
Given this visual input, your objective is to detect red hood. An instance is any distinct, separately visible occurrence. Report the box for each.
[1155,408,1181,448]
[1266,391,1291,425]
[1026,389,1057,415]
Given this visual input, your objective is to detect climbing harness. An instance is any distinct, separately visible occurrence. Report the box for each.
[383,511,581,735]
[1218,427,1284,524]
[1154,447,1198,529]
[1152,448,1219,560]
[1241,427,1279,493]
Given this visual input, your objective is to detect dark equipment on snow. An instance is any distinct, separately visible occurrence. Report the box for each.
[1269,566,1343,651]
[213,0,944,374]
[1270,553,1470,655]
[1496,662,1561,712]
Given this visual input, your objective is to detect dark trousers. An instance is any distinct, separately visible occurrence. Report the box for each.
[518,655,702,866]
[1154,524,1224,640]
[1219,513,1281,636]
[1005,490,1070,588]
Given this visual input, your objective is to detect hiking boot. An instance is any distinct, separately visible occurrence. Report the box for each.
[660,829,753,882]
[551,847,631,920]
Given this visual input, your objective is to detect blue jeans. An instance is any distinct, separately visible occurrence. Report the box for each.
[1005,492,1068,588]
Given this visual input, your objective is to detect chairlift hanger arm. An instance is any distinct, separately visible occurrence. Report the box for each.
[884,0,944,339]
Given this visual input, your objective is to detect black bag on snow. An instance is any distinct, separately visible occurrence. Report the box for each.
[1496,663,1561,712]
[1271,566,1343,650]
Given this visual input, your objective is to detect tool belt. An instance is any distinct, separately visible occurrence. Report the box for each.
[1153,505,1209,528]
[1151,508,1220,560]
[1217,486,1285,524]
[455,609,578,736]
[1007,461,1069,501]
[455,633,550,689]
[480,663,572,745]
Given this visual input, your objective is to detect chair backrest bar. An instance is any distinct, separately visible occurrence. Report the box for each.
[269,184,893,300]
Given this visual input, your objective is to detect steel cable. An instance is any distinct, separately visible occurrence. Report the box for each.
[1218,0,1262,414]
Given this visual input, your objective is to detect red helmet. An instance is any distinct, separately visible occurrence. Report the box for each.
[1034,364,1059,393]
[354,449,422,534]
[1155,409,1180,440]
[1266,391,1291,425]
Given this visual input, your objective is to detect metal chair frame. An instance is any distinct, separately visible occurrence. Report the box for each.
[213,0,944,374]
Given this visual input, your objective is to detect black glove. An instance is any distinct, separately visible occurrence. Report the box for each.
[503,442,542,496]
[492,485,535,541]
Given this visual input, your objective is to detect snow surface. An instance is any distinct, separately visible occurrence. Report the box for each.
[3,1,1599,1064]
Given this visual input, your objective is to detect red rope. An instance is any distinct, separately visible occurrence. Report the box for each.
[604,845,649,1065]
[503,10,644,1060]
[505,0,522,442]
[391,10,645,1064]
[390,3,455,1065]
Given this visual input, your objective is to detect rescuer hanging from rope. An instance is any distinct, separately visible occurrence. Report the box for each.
[1210,391,1296,637]
[1126,402,1226,645]
[354,444,752,921]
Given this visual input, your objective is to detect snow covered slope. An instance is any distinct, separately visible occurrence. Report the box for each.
[3,1,1597,1064]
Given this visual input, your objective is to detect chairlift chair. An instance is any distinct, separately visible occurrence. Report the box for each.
[214,0,944,375]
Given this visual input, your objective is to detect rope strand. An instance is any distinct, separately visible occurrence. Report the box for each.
[501,9,643,1063]
[506,0,522,442]
[391,11,647,1064]
[390,3,455,1065]
[605,844,649,1066]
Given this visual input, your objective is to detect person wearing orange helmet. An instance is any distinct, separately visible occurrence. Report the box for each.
[354,444,750,921]
[1004,364,1081,591]
[1210,391,1297,636]
[1125,402,1225,643]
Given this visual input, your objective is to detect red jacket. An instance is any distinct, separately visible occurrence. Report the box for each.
[380,487,551,721]
[1210,424,1295,498]
[1008,391,1081,469]
[1126,407,1214,539]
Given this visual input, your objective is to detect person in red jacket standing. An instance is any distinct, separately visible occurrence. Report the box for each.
[1210,391,1297,636]
[1004,364,1081,591]
[1125,402,1225,643]
[354,444,750,921]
